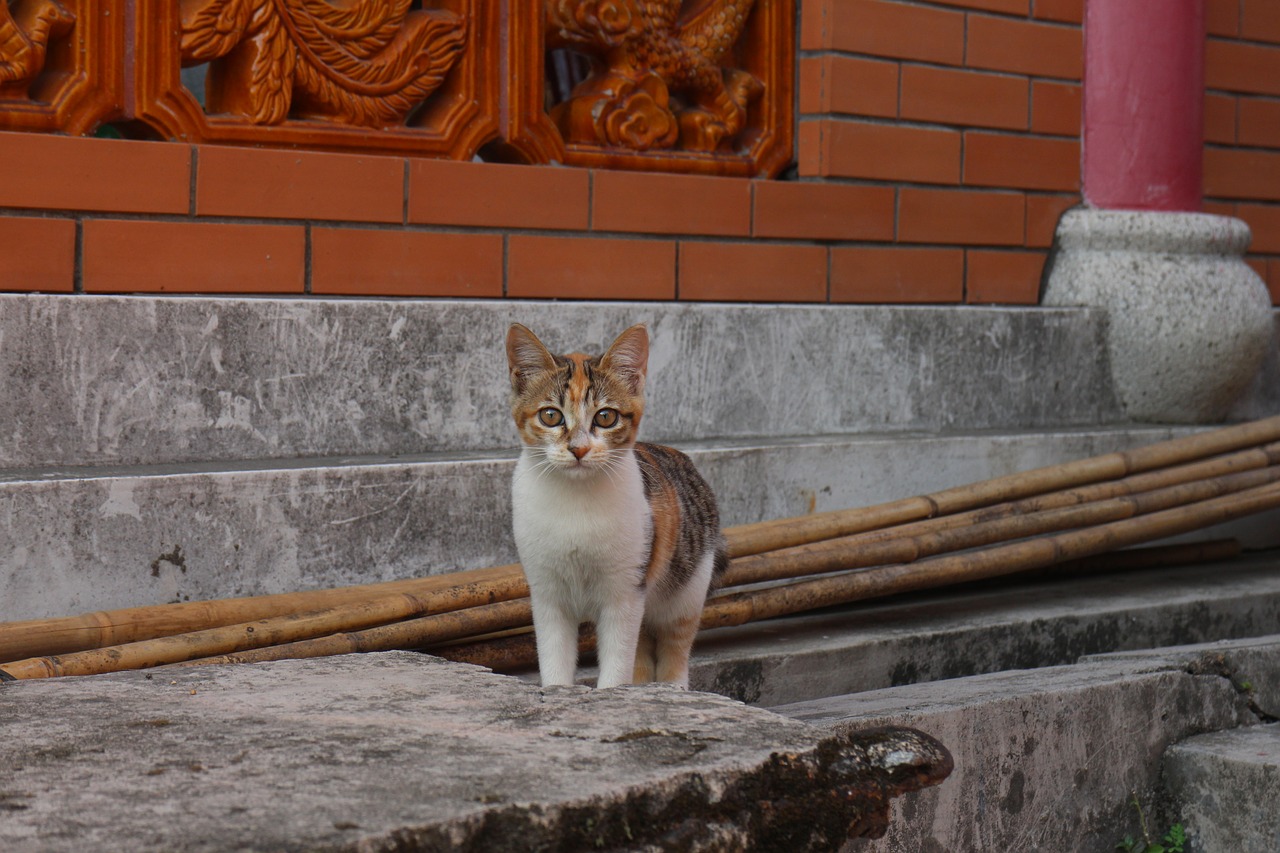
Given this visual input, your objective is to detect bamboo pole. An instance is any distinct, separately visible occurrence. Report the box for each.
[164,448,1278,674]
[700,481,1280,631]
[720,465,1280,587]
[0,563,525,663]
[726,416,1280,557]
[0,572,530,679]
[3,417,1278,668]
[163,465,1277,677]
[6,461,1279,679]
[177,598,535,668]
[813,442,1280,554]
[433,482,1280,672]
[436,539,1246,673]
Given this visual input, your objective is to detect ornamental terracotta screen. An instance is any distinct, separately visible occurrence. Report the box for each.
[130,0,501,159]
[535,0,795,176]
[0,0,125,134]
[0,0,792,175]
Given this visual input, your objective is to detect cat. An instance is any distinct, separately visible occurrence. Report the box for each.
[505,322,727,689]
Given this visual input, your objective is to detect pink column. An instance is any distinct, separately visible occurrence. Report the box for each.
[1082,0,1205,212]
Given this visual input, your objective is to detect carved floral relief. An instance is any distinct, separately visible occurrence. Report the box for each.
[125,0,496,158]
[540,0,788,174]
[0,0,122,133]
[0,0,790,173]
[178,0,467,128]
[546,0,762,155]
[0,0,76,100]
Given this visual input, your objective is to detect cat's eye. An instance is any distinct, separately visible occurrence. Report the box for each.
[538,407,564,427]
[593,408,619,429]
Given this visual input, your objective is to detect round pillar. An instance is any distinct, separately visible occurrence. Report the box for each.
[1083,0,1204,211]
[1043,0,1273,424]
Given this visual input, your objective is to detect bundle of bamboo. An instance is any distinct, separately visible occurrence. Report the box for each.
[2,416,1279,681]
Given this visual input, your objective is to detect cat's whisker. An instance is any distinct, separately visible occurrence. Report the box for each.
[529,452,558,484]
[601,453,628,487]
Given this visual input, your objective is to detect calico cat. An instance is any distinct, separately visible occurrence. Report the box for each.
[506,323,727,689]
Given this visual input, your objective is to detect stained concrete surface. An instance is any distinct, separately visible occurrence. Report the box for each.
[0,652,951,853]
[10,426,1254,623]
[1085,633,1280,721]
[688,553,1280,707]
[775,657,1255,853]
[0,295,1128,469]
[1162,724,1280,853]
[765,631,1280,853]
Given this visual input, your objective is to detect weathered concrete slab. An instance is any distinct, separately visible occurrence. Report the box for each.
[0,652,951,853]
[772,660,1254,853]
[1162,723,1280,853]
[0,294,1130,469]
[689,554,1280,707]
[1084,633,1280,721]
[12,426,1265,623]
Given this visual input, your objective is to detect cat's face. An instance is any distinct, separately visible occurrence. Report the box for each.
[506,324,648,478]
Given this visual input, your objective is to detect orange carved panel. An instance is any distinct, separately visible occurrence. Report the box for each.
[532,0,794,177]
[1,0,792,175]
[131,0,500,159]
[0,0,125,134]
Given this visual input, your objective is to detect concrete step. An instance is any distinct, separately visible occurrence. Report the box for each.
[3,296,1278,469]
[768,634,1280,853]
[11,426,1279,623]
[4,291,1277,623]
[1162,724,1280,853]
[1083,634,1280,720]
[685,552,1280,707]
[0,294,1137,469]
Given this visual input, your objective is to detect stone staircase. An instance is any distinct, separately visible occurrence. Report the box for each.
[3,292,1280,851]
[691,555,1280,852]
[1163,724,1280,853]
[4,293,1278,622]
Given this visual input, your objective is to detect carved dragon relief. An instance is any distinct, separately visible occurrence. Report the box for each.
[178,0,467,128]
[546,0,762,154]
[0,0,76,100]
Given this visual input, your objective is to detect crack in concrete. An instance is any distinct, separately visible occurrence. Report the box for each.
[1185,652,1280,724]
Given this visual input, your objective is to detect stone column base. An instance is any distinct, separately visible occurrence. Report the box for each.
[1043,208,1274,423]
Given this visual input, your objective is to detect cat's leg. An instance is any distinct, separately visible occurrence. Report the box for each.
[633,625,657,683]
[649,550,718,689]
[652,615,701,688]
[529,588,579,687]
[595,591,646,689]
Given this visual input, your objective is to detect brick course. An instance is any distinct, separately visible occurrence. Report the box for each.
[0,0,1276,306]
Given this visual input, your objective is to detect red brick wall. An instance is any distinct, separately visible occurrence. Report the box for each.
[1,0,1278,306]
[799,0,1083,304]
[1205,0,1280,304]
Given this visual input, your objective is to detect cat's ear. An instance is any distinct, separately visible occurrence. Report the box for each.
[507,324,557,395]
[601,324,649,395]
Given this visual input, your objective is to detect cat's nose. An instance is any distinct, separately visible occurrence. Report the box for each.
[570,446,589,460]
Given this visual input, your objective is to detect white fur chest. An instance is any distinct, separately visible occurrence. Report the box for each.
[511,449,651,618]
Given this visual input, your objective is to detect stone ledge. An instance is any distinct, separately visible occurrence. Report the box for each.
[0,294,1126,469]
[0,652,950,853]
[686,553,1280,707]
[1162,723,1280,853]
[1084,634,1280,721]
[771,658,1255,852]
[10,426,1251,623]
